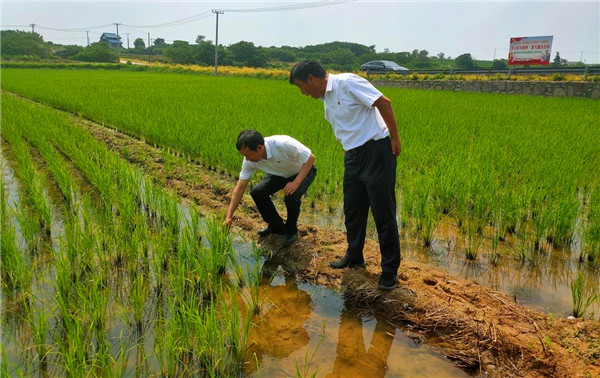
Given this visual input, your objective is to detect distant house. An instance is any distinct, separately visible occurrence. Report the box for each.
[99,33,122,48]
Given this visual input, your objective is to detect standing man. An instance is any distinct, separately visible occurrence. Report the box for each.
[223,130,316,247]
[289,60,401,290]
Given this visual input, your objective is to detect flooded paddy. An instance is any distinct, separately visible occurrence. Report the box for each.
[2,87,598,376]
[1,150,471,376]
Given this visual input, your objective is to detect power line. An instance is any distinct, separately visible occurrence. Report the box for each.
[35,23,114,32]
[122,11,212,28]
[221,0,356,13]
[4,1,354,33]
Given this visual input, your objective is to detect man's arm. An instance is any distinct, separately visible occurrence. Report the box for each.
[223,178,250,227]
[373,95,401,157]
[284,153,315,196]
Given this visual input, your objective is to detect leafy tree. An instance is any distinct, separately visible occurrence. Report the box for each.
[153,38,166,46]
[54,44,84,59]
[491,59,508,70]
[164,41,193,64]
[455,53,475,69]
[266,47,296,62]
[192,40,215,65]
[437,52,445,60]
[195,35,206,44]
[552,52,563,67]
[133,38,145,50]
[247,48,268,67]
[228,41,266,67]
[327,48,355,70]
[72,42,117,63]
[0,30,50,58]
[394,52,411,64]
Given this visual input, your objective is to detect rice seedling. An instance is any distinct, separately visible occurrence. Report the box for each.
[3,70,599,269]
[22,298,50,368]
[0,168,34,298]
[570,270,599,318]
[581,188,600,266]
[246,243,265,315]
[204,214,234,276]
[1,123,53,239]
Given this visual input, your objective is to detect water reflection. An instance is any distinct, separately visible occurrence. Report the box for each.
[247,278,473,377]
[326,311,395,377]
[245,276,312,374]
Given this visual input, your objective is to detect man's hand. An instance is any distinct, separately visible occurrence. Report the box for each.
[391,137,401,157]
[284,181,300,196]
[222,216,233,230]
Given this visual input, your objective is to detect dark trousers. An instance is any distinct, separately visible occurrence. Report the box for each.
[343,138,401,274]
[250,166,317,234]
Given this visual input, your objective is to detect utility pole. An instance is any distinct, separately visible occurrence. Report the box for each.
[493,48,497,61]
[30,23,36,33]
[148,33,151,62]
[127,33,130,49]
[580,51,584,63]
[114,23,121,62]
[212,9,224,76]
[86,31,90,46]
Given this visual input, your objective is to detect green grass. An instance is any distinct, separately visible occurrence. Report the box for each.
[3,68,598,263]
[1,92,261,376]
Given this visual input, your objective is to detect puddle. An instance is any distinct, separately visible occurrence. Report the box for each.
[247,263,475,377]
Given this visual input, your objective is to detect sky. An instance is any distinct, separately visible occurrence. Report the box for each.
[2,1,599,63]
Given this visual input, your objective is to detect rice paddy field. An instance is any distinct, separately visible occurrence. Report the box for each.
[1,67,599,376]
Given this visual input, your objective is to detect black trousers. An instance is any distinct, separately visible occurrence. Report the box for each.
[250,166,317,234]
[343,138,401,274]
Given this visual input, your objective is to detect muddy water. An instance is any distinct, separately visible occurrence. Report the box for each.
[406,219,600,318]
[1,151,472,376]
[292,197,599,319]
[247,265,474,377]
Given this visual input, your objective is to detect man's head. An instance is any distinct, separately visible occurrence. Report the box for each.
[289,60,328,99]
[236,130,265,162]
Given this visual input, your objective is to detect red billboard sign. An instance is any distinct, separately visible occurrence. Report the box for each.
[508,36,553,66]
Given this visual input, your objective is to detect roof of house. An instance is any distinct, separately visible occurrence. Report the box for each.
[100,32,121,42]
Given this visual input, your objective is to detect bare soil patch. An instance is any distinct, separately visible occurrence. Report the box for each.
[79,116,600,377]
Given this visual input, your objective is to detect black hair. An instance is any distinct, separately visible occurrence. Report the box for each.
[288,60,326,85]
[236,130,264,151]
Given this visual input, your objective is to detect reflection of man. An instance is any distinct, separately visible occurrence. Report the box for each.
[326,309,396,377]
[244,278,311,374]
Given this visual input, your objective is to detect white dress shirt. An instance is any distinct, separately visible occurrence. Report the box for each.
[322,73,390,151]
[239,135,312,180]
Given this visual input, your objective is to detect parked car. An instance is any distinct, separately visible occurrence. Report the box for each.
[359,60,409,73]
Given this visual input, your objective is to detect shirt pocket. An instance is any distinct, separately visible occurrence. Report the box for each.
[329,100,359,124]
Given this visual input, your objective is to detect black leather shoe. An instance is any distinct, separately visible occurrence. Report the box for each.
[378,273,398,290]
[329,255,366,269]
[257,226,285,237]
[282,232,298,247]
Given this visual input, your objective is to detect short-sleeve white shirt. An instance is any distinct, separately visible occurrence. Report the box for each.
[322,73,390,151]
[239,135,312,180]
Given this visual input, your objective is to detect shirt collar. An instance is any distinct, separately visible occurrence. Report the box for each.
[264,138,273,160]
[324,73,333,94]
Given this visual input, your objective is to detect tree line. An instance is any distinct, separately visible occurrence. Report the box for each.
[1,30,580,71]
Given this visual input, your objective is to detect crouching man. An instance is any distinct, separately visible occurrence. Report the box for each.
[223,130,316,247]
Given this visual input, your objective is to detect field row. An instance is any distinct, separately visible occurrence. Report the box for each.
[2,68,599,267]
[1,93,263,376]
